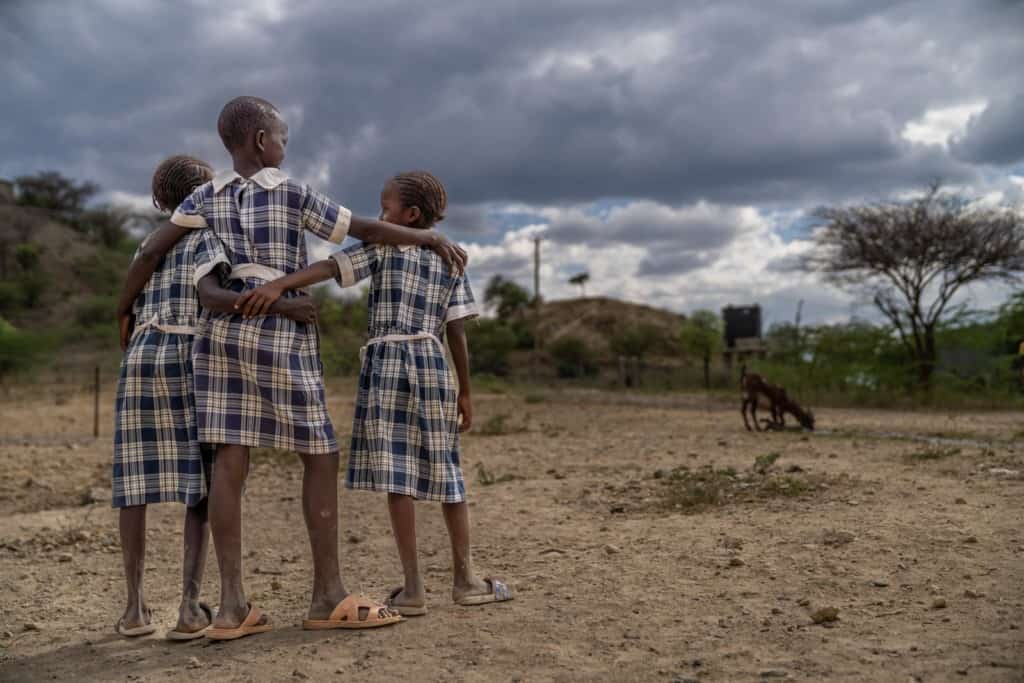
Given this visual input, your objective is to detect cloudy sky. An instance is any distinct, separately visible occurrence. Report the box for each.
[2,0,1022,326]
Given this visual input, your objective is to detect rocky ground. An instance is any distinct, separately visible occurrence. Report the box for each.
[1,385,1021,682]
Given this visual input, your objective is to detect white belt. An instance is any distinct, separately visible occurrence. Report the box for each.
[229,263,286,282]
[359,332,444,364]
[132,313,196,338]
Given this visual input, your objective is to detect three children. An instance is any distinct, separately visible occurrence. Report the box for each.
[114,95,502,640]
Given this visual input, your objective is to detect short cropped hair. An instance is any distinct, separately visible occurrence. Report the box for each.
[217,96,280,152]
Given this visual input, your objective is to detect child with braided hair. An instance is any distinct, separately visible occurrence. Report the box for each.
[236,171,514,615]
[113,155,317,639]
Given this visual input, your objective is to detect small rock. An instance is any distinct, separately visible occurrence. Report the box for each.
[932,597,947,609]
[964,589,982,599]
[771,607,782,615]
[186,657,200,669]
[57,553,73,563]
[82,487,112,505]
[822,530,855,546]
[653,469,669,480]
[871,579,889,587]
[963,536,978,544]
[988,468,1019,477]
[271,579,282,591]
[23,623,40,632]
[2,630,13,639]
[954,497,967,505]
[717,440,728,447]
[603,544,620,555]
[728,557,745,567]
[609,504,626,514]
[956,669,968,676]
[293,672,308,680]
[785,464,804,473]
[760,670,789,679]
[810,607,839,624]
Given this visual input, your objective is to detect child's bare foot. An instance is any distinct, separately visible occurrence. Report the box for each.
[308,588,349,621]
[116,603,156,637]
[453,576,514,606]
[451,575,492,602]
[213,602,268,630]
[385,586,427,616]
[174,601,212,634]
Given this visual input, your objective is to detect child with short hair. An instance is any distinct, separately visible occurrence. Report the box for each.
[113,155,316,639]
[237,171,513,616]
[116,96,467,639]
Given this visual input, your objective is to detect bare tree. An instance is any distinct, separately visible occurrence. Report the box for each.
[803,183,1024,387]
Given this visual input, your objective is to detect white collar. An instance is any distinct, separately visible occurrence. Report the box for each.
[212,167,289,193]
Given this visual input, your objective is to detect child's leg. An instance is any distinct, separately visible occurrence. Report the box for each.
[174,496,211,632]
[299,453,347,618]
[208,444,260,628]
[387,493,424,605]
[119,505,150,628]
[441,502,491,600]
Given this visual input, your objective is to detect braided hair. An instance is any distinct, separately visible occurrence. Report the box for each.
[217,96,280,152]
[151,155,214,212]
[389,171,448,228]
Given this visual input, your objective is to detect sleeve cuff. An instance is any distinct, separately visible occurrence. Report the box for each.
[192,257,228,287]
[328,206,352,244]
[331,251,356,287]
[171,210,208,229]
[445,303,480,323]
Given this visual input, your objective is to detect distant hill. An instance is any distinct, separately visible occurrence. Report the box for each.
[534,296,686,357]
[0,203,135,331]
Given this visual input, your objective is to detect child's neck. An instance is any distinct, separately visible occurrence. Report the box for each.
[231,155,270,179]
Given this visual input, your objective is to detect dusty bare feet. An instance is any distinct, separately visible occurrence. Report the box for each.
[173,601,211,635]
[451,575,493,603]
[118,603,152,631]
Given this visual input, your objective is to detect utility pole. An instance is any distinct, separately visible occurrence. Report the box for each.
[533,236,542,306]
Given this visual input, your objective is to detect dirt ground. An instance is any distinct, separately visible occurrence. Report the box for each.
[1,383,1021,682]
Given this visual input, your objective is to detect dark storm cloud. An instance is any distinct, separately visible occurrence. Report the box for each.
[952,93,1024,166]
[1,0,1021,218]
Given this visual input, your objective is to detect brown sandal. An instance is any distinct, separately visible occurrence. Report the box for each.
[302,594,403,630]
[205,605,272,641]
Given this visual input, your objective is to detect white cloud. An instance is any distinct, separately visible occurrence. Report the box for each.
[902,101,988,148]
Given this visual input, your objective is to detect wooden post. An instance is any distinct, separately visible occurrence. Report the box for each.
[93,365,100,439]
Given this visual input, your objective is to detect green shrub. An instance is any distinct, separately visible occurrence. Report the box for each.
[468,319,518,376]
[76,295,119,327]
[548,335,597,378]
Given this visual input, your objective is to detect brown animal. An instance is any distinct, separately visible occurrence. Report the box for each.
[740,365,815,432]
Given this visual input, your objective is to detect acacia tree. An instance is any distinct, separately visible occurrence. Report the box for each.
[803,184,1024,387]
[568,272,590,297]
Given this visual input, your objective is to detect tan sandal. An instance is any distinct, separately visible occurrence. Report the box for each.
[205,605,272,641]
[302,594,403,630]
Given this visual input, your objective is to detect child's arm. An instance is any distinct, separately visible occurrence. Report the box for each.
[300,188,467,273]
[348,216,467,274]
[447,318,473,432]
[197,274,317,324]
[116,221,192,350]
[234,259,338,318]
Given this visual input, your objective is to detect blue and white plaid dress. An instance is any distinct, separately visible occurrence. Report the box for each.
[112,230,229,508]
[331,242,479,503]
[171,168,351,455]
